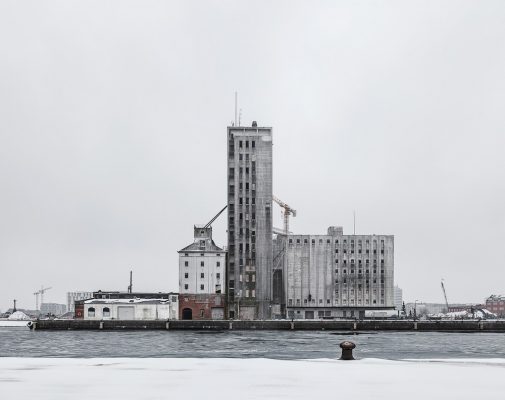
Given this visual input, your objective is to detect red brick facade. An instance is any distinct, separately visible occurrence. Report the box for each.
[179,294,226,320]
[486,296,505,317]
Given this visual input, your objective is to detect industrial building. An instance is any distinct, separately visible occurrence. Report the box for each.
[178,226,226,295]
[274,227,394,319]
[226,122,273,320]
[67,291,93,314]
[394,286,403,311]
[40,303,67,316]
[485,295,505,317]
[80,292,179,320]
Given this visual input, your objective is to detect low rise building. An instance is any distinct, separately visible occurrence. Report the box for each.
[82,293,179,320]
[179,293,226,320]
[40,303,67,316]
[485,295,505,317]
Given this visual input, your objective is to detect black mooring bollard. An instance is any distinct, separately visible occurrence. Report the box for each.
[339,341,356,360]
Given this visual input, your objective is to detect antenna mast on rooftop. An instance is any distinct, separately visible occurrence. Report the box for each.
[234,92,238,126]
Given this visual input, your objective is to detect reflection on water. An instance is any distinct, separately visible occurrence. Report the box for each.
[0,328,504,359]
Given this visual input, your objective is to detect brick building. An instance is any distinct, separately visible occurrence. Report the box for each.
[485,295,505,317]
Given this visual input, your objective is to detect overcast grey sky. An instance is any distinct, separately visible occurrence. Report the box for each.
[1,1,504,311]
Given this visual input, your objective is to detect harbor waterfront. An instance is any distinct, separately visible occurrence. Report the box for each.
[27,319,505,332]
[2,329,505,359]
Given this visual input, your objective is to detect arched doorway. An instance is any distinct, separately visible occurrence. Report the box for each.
[182,308,193,320]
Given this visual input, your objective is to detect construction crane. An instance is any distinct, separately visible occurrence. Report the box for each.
[441,279,449,313]
[272,196,296,235]
[34,286,52,310]
[204,205,228,228]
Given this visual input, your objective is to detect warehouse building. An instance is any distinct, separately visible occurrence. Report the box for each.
[276,226,394,319]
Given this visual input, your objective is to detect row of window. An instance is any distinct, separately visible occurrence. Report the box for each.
[287,299,385,306]
[336,268,385,274]
[289,238,386,246]
[88,307,109,317]
[238,140,256,148]
[184,272,221,279]
[183,253,222,257]
[184,261,221,267]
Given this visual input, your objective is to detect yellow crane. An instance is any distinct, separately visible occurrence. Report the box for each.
[272,196,296,235]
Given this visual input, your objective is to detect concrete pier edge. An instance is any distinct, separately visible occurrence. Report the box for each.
[28,319,505,331]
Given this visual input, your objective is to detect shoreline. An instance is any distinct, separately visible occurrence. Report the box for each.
[28,319,505,331]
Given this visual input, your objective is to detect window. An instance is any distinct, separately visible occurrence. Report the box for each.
[216,273,220,279]
[200,284,204,290]
[184,273,189,278]
[201,273,204,278]
[217,261,220,267]
[184,261,188,267]
[88,307,95,317]
[239,140,243,148]
[200,309,205,317]
[200,261,204,267]
[252,140,255,148]
[103,307,110,318]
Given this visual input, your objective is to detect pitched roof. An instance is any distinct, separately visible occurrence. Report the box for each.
[178,239,224,253]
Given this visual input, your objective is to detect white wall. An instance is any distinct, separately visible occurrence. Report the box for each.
[84,300,179,320]
[179,252,226,294]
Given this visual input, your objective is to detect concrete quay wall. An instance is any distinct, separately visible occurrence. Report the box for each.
[29,319,505,331]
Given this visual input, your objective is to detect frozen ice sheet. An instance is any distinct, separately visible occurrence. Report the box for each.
[1,357,504,399]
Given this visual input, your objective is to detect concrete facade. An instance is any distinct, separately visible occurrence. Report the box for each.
[178,227,226,295]
[394,285,403,311]
[40,303,67,316]
[279,226,394,319]
[227,123,273,320]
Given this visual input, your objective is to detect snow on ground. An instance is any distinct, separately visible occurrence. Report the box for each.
[1,357,504,400]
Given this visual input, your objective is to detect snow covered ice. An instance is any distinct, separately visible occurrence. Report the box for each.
[1,357,505,400]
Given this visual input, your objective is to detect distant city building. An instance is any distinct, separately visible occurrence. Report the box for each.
[67,292,93,313]
[276,226,394,319]
[227,123,273,320]
[485,295,505,317]
[178,226,226,295]
[81,292,179,320]
[40,303,67,316]
[394,286,403,311]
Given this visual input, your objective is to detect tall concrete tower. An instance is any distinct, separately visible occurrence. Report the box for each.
[226,122,273,320]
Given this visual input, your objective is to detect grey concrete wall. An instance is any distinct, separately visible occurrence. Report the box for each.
[227,126,273,320]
